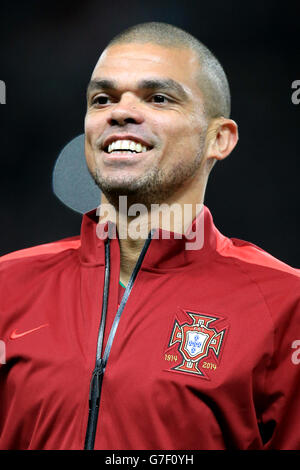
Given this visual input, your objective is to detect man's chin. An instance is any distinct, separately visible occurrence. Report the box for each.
[93,174,150,206]
[96,177,143,194]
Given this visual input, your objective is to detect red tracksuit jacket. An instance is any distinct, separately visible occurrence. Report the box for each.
[0,205,299,449]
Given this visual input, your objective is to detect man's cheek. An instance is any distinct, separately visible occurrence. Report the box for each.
[84,113,102,139]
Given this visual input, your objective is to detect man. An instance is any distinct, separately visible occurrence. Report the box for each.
[0,22,299,450]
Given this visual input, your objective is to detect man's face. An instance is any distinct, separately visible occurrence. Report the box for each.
[85,42,209,206]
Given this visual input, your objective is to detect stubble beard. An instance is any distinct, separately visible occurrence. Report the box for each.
[89,140,206,210]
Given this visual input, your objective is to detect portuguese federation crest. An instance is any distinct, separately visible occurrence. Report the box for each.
[167,311,228,378]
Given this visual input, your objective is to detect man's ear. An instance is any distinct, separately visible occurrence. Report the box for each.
[204,117,238,167]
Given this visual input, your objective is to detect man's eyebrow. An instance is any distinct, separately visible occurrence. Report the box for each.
[137,78,189,100]
[86,79,117,97]
[86,77,189,100]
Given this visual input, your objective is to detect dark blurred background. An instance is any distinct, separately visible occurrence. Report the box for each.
[0,0,299,266]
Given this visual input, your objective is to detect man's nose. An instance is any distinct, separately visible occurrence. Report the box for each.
[107,94,144,126]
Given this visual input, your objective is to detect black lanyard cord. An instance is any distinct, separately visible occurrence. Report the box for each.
[95,238,111,363]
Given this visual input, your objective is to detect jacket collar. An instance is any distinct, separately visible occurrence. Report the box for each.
[79,205,225,270]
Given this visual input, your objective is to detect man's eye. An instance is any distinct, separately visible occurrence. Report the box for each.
[91,95,111,105]
[150,94,169,104]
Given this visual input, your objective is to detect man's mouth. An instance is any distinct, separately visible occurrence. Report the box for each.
[103,139,152,155]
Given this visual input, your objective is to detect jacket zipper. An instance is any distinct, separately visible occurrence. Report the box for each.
[84,230,154,450]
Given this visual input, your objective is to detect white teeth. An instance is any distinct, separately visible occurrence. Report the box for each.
[107,139,150,154]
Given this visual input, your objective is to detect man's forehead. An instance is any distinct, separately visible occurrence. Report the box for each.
[91,42,200,80]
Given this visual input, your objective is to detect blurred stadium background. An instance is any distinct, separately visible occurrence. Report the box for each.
[0,0,299,266]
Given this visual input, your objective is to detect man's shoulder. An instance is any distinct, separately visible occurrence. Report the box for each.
[216,234,299,317]
[216,232,300,281]
[216,234,300,324]
[0,236,81,269]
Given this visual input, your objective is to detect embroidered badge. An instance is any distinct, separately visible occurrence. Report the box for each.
[165,310,228,379]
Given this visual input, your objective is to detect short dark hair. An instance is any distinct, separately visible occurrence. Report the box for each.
[108,22,231,119]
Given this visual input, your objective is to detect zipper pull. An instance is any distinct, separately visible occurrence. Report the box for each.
[89,359,104,404]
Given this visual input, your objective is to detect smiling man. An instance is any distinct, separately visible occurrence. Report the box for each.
[85,43,223,206]
[0,22,300,451]
[84,30,237,286]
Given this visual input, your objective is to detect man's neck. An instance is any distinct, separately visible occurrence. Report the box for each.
[119,237,146,286]
[99,182,207,287]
